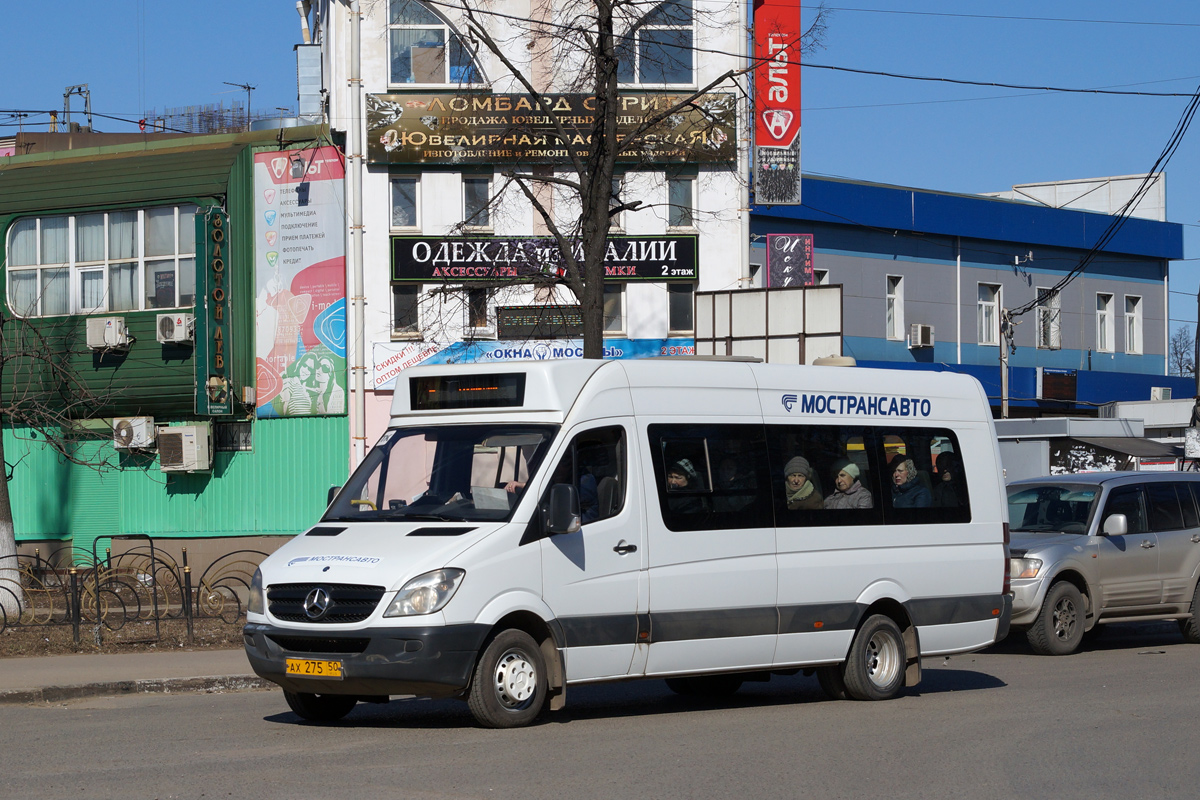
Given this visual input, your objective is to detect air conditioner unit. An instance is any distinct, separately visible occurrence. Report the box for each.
[113,416,156,450]
[156,313,195,345]
[908,323,935,349]
[1152,386,1173,401]
[156,423,212,473]
[85,316,130,350]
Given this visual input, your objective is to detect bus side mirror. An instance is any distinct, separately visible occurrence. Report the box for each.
[327,485,340,506]
[546,484,581,535]
[1102,514,1128,536]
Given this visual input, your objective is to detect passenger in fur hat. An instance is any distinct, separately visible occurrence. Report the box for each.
[783,455,823,510]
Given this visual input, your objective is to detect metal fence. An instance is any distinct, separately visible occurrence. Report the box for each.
[0,536,267,645]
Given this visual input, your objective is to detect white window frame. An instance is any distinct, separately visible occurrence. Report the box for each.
[386,0,484,88]
[1125,294,1143,355]
[1096,292,1114,353]
[885,275,904,341]
[977,283,1001,346]
[6,206,197,318]
[667,282,694,334]
[391,283,421,339]
[390,176,420,230]
[603,284,626,336]
[462,175,493,231]
[1035,287,1061,350]
[618,0,695,87]
[464,287,495,338]
[667,175,695,229]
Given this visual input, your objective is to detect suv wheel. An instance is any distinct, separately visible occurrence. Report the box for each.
[1027,581,1084,655]
[1179,580,1200,644]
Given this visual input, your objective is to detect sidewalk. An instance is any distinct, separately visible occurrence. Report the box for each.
[0,648,271,704]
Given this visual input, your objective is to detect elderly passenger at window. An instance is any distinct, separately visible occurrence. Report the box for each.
[824,461,873,509]
[783,456,822,510]
[891,457,932,508]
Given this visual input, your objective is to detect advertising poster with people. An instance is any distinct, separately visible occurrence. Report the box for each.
[253,146,347,418]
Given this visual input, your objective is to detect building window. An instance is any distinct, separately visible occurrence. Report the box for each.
[7,205,197,318]
[668,283,694,333]
[667,175,695,228]
[977,283,1000,346]
[1096,293,1114,352]
[388,0,480,85]
[609,176,624,231]
[1036,287,1061,350]
[617,0,694,85]
[885,275,904,341]
[391,177,419,228]
[467,288,490,330]
[603,284,625,334]
[463,176,491,228]
[392,285,420,336]
[812,269,829,286]
[1125,295,1143,355]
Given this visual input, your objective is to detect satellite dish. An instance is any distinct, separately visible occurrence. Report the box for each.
[114,420,134,448]
[158,315,176,339]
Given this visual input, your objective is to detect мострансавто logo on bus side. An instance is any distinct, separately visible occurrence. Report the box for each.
[781,393,932,417]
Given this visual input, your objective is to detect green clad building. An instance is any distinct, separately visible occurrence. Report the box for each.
[0,127,349,563]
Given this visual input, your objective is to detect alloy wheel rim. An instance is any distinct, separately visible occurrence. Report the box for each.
[1053,597,1077,641]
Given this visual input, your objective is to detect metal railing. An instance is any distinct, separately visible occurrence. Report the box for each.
[0,537,268,646]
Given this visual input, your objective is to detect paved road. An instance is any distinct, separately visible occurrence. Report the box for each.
[5,623,1199,800]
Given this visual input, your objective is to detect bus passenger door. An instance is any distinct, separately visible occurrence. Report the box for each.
[641,422,778,676]
[540,422,645,682]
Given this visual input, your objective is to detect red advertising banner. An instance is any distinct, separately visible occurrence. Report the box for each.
[754,0,802,204]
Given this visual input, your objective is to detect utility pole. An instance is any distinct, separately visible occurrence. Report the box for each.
[1195,287,1199,397]
[1000,308,1018,419]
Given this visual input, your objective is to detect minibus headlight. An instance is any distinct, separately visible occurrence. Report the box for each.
[1010,558,1043,580]
[384,569,465,617]
[248,568,265,615]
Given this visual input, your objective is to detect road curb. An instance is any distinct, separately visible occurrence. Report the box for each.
[0,674,274,705]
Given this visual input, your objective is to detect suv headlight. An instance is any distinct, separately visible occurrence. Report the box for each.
[1010,557,1043,580]
[383,569,465,617]
[248,568,265,615]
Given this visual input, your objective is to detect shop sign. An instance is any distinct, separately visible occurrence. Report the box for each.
[766,233,813,287]
[366,92,737,165]
[391,235,698,283]
[195,208,232,415]
[754,0,802,204]
[372,337,698,390]
[496,305,583,339]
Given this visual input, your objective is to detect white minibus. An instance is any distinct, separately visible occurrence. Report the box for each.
[244,359,1012,727]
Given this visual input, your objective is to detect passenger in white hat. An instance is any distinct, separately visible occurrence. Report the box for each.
[823,460,873,509]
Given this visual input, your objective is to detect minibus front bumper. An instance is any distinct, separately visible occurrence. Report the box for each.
[243,622,490,699]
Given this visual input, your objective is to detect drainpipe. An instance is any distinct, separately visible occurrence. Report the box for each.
[347,0,366,465]
[739,0,750,298]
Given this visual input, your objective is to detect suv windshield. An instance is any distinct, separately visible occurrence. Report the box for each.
[1007,484,1099,534]
[323,424,558,523]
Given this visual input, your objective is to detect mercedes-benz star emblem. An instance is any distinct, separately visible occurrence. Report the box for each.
[303,587,331,620]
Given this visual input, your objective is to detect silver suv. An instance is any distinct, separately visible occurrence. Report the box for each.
[1007,472,1200,655]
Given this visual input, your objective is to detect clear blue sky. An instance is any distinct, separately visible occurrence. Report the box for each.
[4,1,1199,337]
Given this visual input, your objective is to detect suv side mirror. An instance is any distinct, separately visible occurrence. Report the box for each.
[546,484,581,535]
[1102,513,1128,536]
[327,485,340,506]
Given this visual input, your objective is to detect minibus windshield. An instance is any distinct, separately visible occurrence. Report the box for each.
[323,424,558,524]
[1007,484,1099,534]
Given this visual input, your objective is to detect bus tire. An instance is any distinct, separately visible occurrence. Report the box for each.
[467,629,547,728]
[842,614,906,701]
[815,666,848,700]
[283,691,357,722]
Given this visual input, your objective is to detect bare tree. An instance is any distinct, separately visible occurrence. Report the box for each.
[0,307,119,619]
[395,0,829,357]
[1170,325,1195,377]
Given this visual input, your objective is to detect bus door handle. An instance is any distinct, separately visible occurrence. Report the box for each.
[1191,535,1200,544]
[1140,540,1156,549]
[613,541,638,555]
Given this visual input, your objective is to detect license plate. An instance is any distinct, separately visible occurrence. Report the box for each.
[285,658,344,679]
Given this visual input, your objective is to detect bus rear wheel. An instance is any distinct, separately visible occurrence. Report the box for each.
[842,614,906,701]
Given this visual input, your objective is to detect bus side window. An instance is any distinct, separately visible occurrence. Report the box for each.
[543,426,626,526]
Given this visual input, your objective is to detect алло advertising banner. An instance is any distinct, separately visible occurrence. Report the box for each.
[391,235,698,282]
[366,92,737,165]
[253,146,347,418]
[754,0,802,204]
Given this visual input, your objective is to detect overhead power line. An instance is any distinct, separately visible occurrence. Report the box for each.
[823,7,1200,28]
